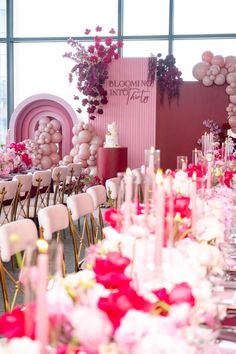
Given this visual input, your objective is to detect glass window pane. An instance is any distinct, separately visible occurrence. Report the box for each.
[124,0,169,35]
[0,0,6,37]
[173,39,236,81]
[0,43,7,145]
[174,0,236,34]
[13,0,117,37]
[14,42,79,110]
[123,41,169,58]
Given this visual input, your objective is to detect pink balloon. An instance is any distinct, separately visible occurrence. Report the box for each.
[202,75,213,87]
[38,123,46,133]
[211,55,225,68]
[51,132,62,143]
[50,119,61,131]
[228,115,236,129]
[202,51,214,64]
[78,150,90,160]
[63,155,73,164]
[50,152,60,165]
[220,67,228,76]
[50,143,57,153]
[226,73,236,85]
[41,144,51,156]
[226,85,236,95]
[80,143,90,151]
[78,130,92,143]
[41,156,52,169]
[87,159,96,166]
[192,62,210,80]
[214,73,225,86]
[79,159,88,168]
[230,95,236,104]
[231,82,236,89]
[39,116,50,125]
[225,56,236,66]
[72,135,80,146]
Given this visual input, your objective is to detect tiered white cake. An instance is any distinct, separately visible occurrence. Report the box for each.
[104,122,119,147]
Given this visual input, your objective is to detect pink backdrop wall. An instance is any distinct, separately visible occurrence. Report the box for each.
[92,58,156,169]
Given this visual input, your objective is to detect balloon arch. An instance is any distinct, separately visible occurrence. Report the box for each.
[192,51,236,135]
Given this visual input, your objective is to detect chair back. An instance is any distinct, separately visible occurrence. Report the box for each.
[0,218,38,262]
[13,174,32,219]
[67,193,94,221]
[38,204,69,241]
[51,166,68,204]
[66,163,82,195]
[30,170,52,220]
[86,185,106,209]
[0,180,19,224]
[105,177,120,203]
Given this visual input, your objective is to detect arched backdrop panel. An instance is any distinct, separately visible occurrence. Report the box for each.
[9,94,78,157]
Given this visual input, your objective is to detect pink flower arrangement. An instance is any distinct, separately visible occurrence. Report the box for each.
[63,26,123,120]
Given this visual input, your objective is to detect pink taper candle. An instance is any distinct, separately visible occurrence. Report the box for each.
[36,239,49,354]
[148,146,155,175]
[155,169,165,274]
[191,172,197,237]
[124,168,132,231]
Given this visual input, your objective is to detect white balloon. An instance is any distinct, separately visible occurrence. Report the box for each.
[39,116,50,125]
[50,119,61,131]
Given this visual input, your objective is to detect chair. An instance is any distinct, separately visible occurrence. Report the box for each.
[13,173,32,219]
[67,193,95,271]
[86,185,107,241]
[0,180,19,225]
[49,166,68,205]
[66,163,82,196]
[37,204,69,275]
[105,177,120,207]
[0,218,38,312]
[28,170,52,223]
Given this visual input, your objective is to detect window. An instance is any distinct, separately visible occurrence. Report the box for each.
[2,0,236,134]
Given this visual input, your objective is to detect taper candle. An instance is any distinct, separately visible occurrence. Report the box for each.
[36,239,49,354]
[155,169,165,273]
[206,153,213,189]
[191,172,197,237]
[124,168,132,231]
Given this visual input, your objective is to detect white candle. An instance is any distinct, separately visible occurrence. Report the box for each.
[191,172,197,237]
[124,168,132,231]
[36,239,49,354]
[148,146,155,175]
[155,169,165,274]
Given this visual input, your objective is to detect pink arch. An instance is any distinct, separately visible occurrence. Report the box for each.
[9,94,78,157]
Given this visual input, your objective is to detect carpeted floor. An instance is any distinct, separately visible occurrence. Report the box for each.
[0,215,105,315]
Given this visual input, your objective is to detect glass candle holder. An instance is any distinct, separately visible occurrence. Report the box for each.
[176,155,188,171]
[144,147,160,174]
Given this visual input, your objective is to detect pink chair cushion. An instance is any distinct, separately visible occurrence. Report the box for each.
[105,177,120,199]
[0,180,18,200]
[32,170,52,188]
[52,166,68,182]
[67,193,94,221]
[86,185,106,208]
[0,219,38,262]
[13,173,32,193]
[38,204,69,241]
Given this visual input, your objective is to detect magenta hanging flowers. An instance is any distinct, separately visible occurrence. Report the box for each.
[148,53,183,103]
[63,26,123,120]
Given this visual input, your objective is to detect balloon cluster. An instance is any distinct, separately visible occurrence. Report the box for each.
[33,116,62,169]
[193,51,236,133]
[61,121,103,175]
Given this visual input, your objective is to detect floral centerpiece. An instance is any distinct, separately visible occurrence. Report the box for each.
[77,171,102,192]
[63,26,123,120]
[0,142,32,177]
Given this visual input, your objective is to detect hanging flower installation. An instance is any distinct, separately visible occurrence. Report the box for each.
[63,26,123,120]
[148,53,183,103]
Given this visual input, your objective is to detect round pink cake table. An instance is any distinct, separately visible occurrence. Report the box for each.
[97,147,128,183]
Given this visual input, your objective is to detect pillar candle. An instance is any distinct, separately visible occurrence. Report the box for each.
[36,239,49,354]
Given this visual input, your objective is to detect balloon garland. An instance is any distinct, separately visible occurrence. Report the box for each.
[192,51,236,133]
